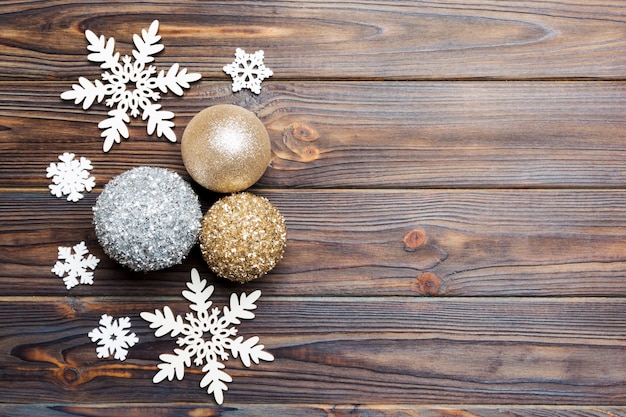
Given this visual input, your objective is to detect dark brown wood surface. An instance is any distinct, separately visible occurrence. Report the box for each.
[2,81,626,189]
[1,1,625,416]
[1,298,625,404]
[1,1,626,80]
[3,189,626,297]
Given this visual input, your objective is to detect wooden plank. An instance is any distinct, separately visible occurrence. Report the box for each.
[1,1,626,80]
[0,404,625,417]
[0,297,624,404]
[2,81,626,189]
[3,0,625,413]
[3,189,626,297]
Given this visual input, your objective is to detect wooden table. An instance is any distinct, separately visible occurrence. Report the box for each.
[1,1,625,415]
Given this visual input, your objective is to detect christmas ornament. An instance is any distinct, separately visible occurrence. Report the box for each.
[60,20,201,152]
[199,192,286,283]
[223,48,273,94]
[141,268,274,405]
[46,152,95,202]
[51,241,100,290]
[93,166,202,272]
[88,314,138,361]
[181,104,271,193]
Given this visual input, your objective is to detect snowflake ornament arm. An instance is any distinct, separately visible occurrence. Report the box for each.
[200,360,232,406]
[223,48,273,94]
[182,267,214,312]
[61,20,201,152]
[140,268,274,405]
[46,152,95,202]
[86,27,120,69]
[132,19,163,65]
[88,314,138,361]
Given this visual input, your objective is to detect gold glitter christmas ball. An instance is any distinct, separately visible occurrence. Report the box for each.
[181,104,271,193]
[199,192,286,283]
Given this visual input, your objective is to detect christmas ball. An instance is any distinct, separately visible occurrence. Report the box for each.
[181,104,271,193]
[199,192,286,283]
[93,166,202,272]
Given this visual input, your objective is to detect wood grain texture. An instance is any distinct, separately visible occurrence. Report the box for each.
[0,297,624,404]
[2,189,626,297]
[0,405,625,417]
[1,1,626,80]
[2,0,626,413]
[2,81,626,189]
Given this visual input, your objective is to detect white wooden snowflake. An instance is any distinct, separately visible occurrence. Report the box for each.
[88,314,139,361]
[223,48,273,94]
[51,241,100,290]
[140,268,274,404]
[46,152,95,202]
[61,20,201,152]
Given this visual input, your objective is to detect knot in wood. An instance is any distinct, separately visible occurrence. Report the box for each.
[416,272,442,296]
[403,229,427,251]
[282,122,321,163]
[300,145,320,162]
[61,367,80,385]
[291,122,319,142]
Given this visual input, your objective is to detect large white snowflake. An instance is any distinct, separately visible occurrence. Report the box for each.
[61,20,201,152]
[51,241,100,290]
[223,48,273,94]
[88,314,139,361]
[46,152,95,202]
[140,268,274,405]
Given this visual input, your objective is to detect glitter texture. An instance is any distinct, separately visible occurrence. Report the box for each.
[199,193,286,283]
[93,166,202,272]
[181,104,271,193]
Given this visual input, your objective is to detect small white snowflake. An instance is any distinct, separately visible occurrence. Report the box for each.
[46,152,95,202]
[61,20,201,152]
[141,268,274,405]
[223,48,273,94]
[51,241,100,290]
[88,314,139,361]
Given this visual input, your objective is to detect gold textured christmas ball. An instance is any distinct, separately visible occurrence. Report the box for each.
[199,192,287,283]
[181,104,271,193]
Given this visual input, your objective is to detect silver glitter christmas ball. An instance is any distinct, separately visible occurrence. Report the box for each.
[93,166,202,272]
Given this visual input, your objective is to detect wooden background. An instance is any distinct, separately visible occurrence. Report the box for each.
[1,1,625,415]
